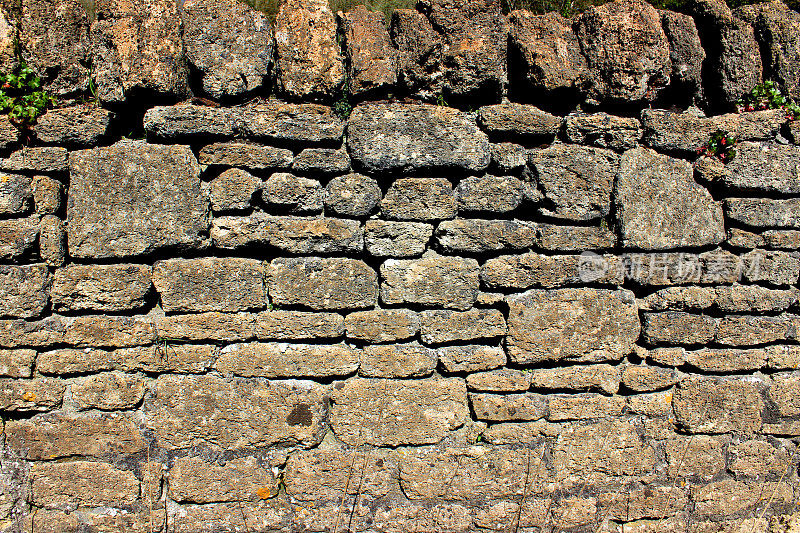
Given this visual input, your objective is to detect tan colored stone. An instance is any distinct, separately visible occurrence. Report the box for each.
[598,486,686,521]
[38,344,216,375]
[715,315,800,346]
[673,377,763,434]
[622,365,679,392]
[665,435,726,480]
[0,265,49,319]
[380,253,479,310]
[714,285,800,313]
[338,6,397,96]
[52,264,152,312]
[482,421,561,444]
[0,216,39,261]
[381,178,457,221]
[170,456,278,504]
[270,257,378,310]
[0,377,64,411]
[360,342,437,378]
[437,345,506,373]
[528,364,621,394]
[170,500,291,532]
[466,369,530,392]
[0,315,65,349]
[254,310,344,340]
[538,223,616,251]
[639,286,716,311]
[364,220,433,257]
[481,252,623,289]
[144,374,327,450]
[547,394,626,421]
[31,461,139,510]
[156,312,255,343]
[39,214,65,267]
[345,309,419,343]
[64,315,157,348]
[419,308,505,344]
[729,439,793,477]
[470,392,546,421]
[644,346,688,367]
[642,312,717,345]
[685,348,767,372]
[4,411,144,459]
[627,390,673,417]
[262,173,322,213]
[766,345,800,370]
[436,219,537,253]
[330,377,469,446]
[692,479,792,516]
[216,342,358,378]
[0,348,35,377]
[769,374,800,416]
[71,372,146,410]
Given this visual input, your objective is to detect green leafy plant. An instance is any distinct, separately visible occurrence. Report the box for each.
[0,62,55,128]
[697,131,738,164]
[333,78,353,120]
[738,80,800,121]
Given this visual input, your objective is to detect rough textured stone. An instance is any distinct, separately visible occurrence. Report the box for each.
[538,224,617,251]
[153,257,265,313]
[716,142,800,194]
[564,113,642,150]
[574,0,671,104]
[420,309,505,344]
[212,215,362,254]
[0,377,64,411]
[39,344,217,375]
[0,115,18,150]
[155,312,254,343]
[51,264,152,312]
[38,214,65,267]
[715,314,800,346]
[482,252,623,289]
[35,105,111,146]
[0,349,35,378]
[455,174,524,213]
[0,265,49,318]
[477,103,561,141]
[507,10,585,99]
[324,173,381,217]
[506,288,640,364]
[471,392,546,421]
[4,411,144,459]
[528,364,621,394]
[292,148,350,175]
[726,197,800,228]
[145,374,326,449]
[270,257,377,310]
[466,369,530,392]
[338,6,397,97]
[661,10,705,103]
[237,101,345,144]
[63,315,157,348]
[262,173,322,213]
[364,220,432,257]
[438,345,506,373]
[390,8,445,100]
[673,376,763,433]
[616,147,724,250]
[0,8,15,73]
[143,104,234,139]
[210,169,262,211]
[769,373,800,417]
[548,394,626,421]
[381,178,456,221]
[622,365,679,392]
[71,371,146,409]
[170,456,278,504]
[729,439,792,477]
[68,142,208,258]
[345,309,419,343]
[623,249,743,286]
[330,377,469,446]
[198,142,293,170]
[348,103,490,174]
[360,342,437,378]
[692,479,792,516]
[215,342,359,378]
[728,227,800,250]
[254,310,344,340]
[642,312,717,345]
[0,146,68,173]
[741,249,800,286]
[380,253,479,310]
[182,0,273,100]
[528,144,619,221]
[30,461,139,511]
[91,0,188,103]
[31,175,62,215]
[686,347,767,372]
[0,315,65,349]
[436,219,535,253]
[664,435,726,479]
[274,0,345,101]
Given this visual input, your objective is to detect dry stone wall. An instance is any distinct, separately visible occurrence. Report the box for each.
[1,0,800,531]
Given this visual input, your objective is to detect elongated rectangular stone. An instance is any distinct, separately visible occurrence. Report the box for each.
[51,264,152,312]
[380,253,479,310]
[215,342,359,378]
[270,257,377,310]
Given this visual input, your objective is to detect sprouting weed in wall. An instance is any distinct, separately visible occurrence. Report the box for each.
[0,63,55,128]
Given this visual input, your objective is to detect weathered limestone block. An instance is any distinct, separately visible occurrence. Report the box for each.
[51,264,151,312]
[71,371,146,410]
[741,249,800,285]
[35,105,111,146]
[466,369,530,392]
[274,0,345,101]
[665,435,726,479]
[182,0,273,100]
[380,253,479,310]
[0,348,35,377]
[169,501,290,532]
[262,173,323,213]
[506,288,640,364]
[345,309,419,343]
[91,0,188,103]
[30,461,139,511]
[155,312,254,343]
[215,342,358,378]
[685,0,762,111]
[255,310,344,340]
[15,0,90,96]
[212,215,363,254]
[364,220,432,257]
[237,101,345,144]
[455,175,524,213]
[198,142,293,170]
[209,169,261,211]
[0,315,64,349]
[528,144,619,221]
[685,347,767,372]
[481,252,623,289]
[728,227,800,250]
[68,142,208,258]
[547,394,626,421]
[692,479,792,516]
[360,342,437,378]
[438,345,506,372]
[470,392,547,421]
[143,105,235,139]
[564,113,642,150]
[32,175,62,216]
[330,377,469,446]
[324,173,381,217]
[153,257,266,313]
[0,115,18,150]
[490,143,527,173]
[626,390,673,416]
[528,365,621,394]
[293,147,350,175]
[347,103,490,173]
[0,7,15,72]
[622,365,679,392]
[381,178,456,221]
[616,147,724,249]
[642,312,717,345]
[661,10,705,103]
[715,314,800,346]
[0,377,64,411]
[538,223,616,251]
[270,257,377,310]
[729,439,792,477]
[38,344,216,375]
[574,0,671,104]
[338,6,397,97]
[0,174,32,215]
[673,376,763,433]
[477,103,561,141]
[507,10,585,98]
[765,345,800,370]
[726,197,800,228]
[482,420,561,443]
[436,220,537,253]
[598,486,687,521]
[170,456,278,503]
[63,315,157,348]
[145,374,326,449]
[0,265,49,318]
[769,373,800,417]
[713,142,800,194]
[0,147,68,173]
[5,411,144,459]
[420,309,506,344]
